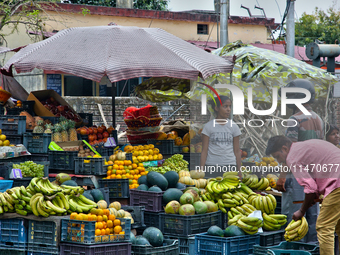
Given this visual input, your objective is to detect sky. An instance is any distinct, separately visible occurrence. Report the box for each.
[168,0,339,24]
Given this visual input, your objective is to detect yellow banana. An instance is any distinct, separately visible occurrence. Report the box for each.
[285,219,302,232]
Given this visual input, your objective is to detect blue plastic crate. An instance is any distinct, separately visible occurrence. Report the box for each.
[0,115,26,135]
[27,220,58,253]
[166,235,195,255]
[0,218,27,250]
[253,241,319,255]
[60,241,131,255]
[74,157,112,175]
[60,218,131,245]
[23,133,51,154]
[0,180,13,192]
[0,248,25,255]
[268,250,312,255]
[27,249,58,255]
[6,134,24,145]
[195,232,260,255]
[48,150,78,171]
[99,179,129,199]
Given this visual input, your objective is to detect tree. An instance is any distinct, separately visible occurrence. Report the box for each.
[133,0,169,10]
[295,6,340,46]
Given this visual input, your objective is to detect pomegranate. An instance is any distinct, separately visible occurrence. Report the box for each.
[103,131,109,138]
[88,127,94,135]
[97,127,104,134]
[57,105,65,112]
[93,128,98,134]
[80,127,87,135]
[97,133,103,140]
[107,126,114,134]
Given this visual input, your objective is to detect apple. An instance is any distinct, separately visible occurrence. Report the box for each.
[182,146,189,153]
[44,104,51,110]
[190,144,196,153]
[57,105,65,112]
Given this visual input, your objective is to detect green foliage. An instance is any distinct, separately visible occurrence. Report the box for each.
[295,6,340,46]
[66,0,169,10]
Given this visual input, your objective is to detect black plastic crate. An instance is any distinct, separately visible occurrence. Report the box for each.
[92,145,114,156]
[61,218,131,245]
[6,134,23,145]
[0,218,27,250]
[0,104,4,115]
[274,195,282,214]
[41,116,60,125]
[189,153,201,170]
[0,155,30,164]
[48,150,78,171]
[160,211,222,237]
[99,179,129,199]
[28,153,49,162]
[147,139,174,155]
[60,241,131,255]
[165,235,195,255]
[74,157,112,175]
[7,101,35,116]
[195,233,260,255]
[130,189,164,212]
[27,244,58,254]
[0,115,26,135]
[132,239,178,255]
[78,113,93,127]
[144,211,161,229]
[0,248,26,255]
[27,220,58,253]
[23,133,51,154]
[260,230,285,246]
[121,205,145,229]
[253,241,319,255]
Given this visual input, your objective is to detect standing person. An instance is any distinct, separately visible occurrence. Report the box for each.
[265,136,340,255]
[325,123,340,148]
[277,79,323,243]
[200,96,242,178]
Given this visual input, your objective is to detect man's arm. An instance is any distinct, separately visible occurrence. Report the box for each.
[292,193,317,220]
[276,167,288,192]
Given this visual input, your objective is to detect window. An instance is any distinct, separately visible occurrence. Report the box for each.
[64,76,94,96]
[197,24,208,35]
[103,78,140,97]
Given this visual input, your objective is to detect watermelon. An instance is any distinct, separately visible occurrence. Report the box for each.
[162,188,183,204]
[90,189,104,203]
[175,182,186,190]
[83,191,94,201]
[134,236,151,246]
[148,186,162,192]
[143,227,164,247]
[207,226,224,237]
[62,180,78,187]
[138,175,149,186]
[147,172,168,191]
[163,171,179,188]
[137,184,149,191]
[224,225,246,237]
[130,232,136,244]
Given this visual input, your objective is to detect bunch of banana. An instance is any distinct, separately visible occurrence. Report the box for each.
[249,194,276,214]
[206,174,240,195]
[61,185,84,196]
[262,213,287,231]
[222,191,249,208]
[284,217,308,242]
[30,192,69,217]
[28,177,63,196]
[67,194,97,214]
[227,204,257,219]
[0,186,33,215]
[235,216,263,235]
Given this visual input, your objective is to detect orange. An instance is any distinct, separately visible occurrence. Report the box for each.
[97,215,103,222]
[90,208,98,214]
[107,170,112,176]
[102,221,107,229]
[76,214,83,221]
[122,175,127,179]
[87,214,93,221]
[140,172,146,176]
[130,170,135,175]
[102,215,108,222]
[95,229,101,236]
[132,180,137,184]
[107,220,113,228]
[82,214,89,221]
[92,215,97,221]
[110,228,114,234]
[107,160,114,165]
[97,209,104,216]
[118,165,124,170]
[105,228,111,235]
[114,225,122,234]
[132,163,137,169]
[103,209,110,216]
[116,175,122,179]
[109,214,116,221]
[129,185,134,189]
[135,170,139,174]
[110,175,116,179]
[113,164,119,170]
[116,170,122,175]
[122,170,126,174]
[138,163,144,167]
[70,212,78,220]
[114,219,121,226]
[97,222,104,229]
[119,231,125,235]
[101,229,106,235]
[134,175,139,180]
[106,176,111,179]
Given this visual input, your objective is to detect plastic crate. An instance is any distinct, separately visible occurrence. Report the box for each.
[27,249,58,255]
[160,211,222,237]
[189,153,201,170]
[267,250,312,255]
[99,179,129,199]
[121,205,145,229]
[78,113,93,127]
[48,150,78,171]
[260,229,285,246]
[0,115,26,135]
[132,239,178,255]
[195,232,260,255]
[0,218,27,250]
[23,133,51,154]
[27,220,58,254]
[0,180,13,192]
[253,241,320,255]
[129,189,164,212]
[7,161,49,187]
[165,235,195,255]
[99,187,110,205]
[173,145,186,154]
[274,195,282,214]
[0,248,26,255]
[0,104,4,115]
[60,241,131,255]
[144,211,161,229]
[92,145,114,156]
[6,134,24,145]
[61,218,131,245]
[74,157,112,175]
[28,153,49,162]
[147,139,174,155]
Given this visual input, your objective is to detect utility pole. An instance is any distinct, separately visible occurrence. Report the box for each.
[220,0,229,47]
[286,0,295,57]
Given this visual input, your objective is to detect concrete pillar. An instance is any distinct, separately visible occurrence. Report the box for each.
[116,0,133,8]
[286,0,295,57]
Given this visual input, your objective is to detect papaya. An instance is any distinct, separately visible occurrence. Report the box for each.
[174,137,183,146]
[157,132,167,140]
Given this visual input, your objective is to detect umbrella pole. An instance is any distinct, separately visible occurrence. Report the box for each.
[112,82,116,128]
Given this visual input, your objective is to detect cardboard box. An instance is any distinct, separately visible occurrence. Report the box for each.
[54,141,85,151]
[27,89,82,125]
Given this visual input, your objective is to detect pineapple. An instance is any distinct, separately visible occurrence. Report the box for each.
[44,124,53,134]
[33,119,44,133]
[61,122,69,142]
[68,120,78,142]
[53,124,62,142]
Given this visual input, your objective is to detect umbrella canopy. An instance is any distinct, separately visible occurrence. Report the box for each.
[0,65,29,101]
[136,40,338,102]
[2,25,234,83]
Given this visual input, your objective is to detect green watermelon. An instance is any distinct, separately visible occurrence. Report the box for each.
[130,232,136,244]
[175,182,186,190]
[148,186,162,192]
[137,184,149,191]
[163,171,179,188]
[143,227,164,247]
[138,175,149,186]
[134,236,151,245]
[207,226,224,237]
[224,225,246,237]
[90,189,104,203]
[162,188,183,204]
[147,172,168,191]
[62,180,78,187]
[83,191,94,201]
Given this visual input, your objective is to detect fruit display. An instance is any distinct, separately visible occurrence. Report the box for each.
[131,227,164,247]
[0,129,11,147]
[12,161,45,177]
[77,125,114,145]
[248,193,277,214]
[160,154,188,173]
[284,217,309,242]
[242,174,271,191]
[123,144,163,163]
[266,174,279,189]
[40,97,81,123]
[262,213,287,231]
[256,156,279,167]
[157,130,196,146]
[227,214,263,234]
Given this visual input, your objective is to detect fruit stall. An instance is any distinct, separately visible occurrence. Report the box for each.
[0,92,321,255]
